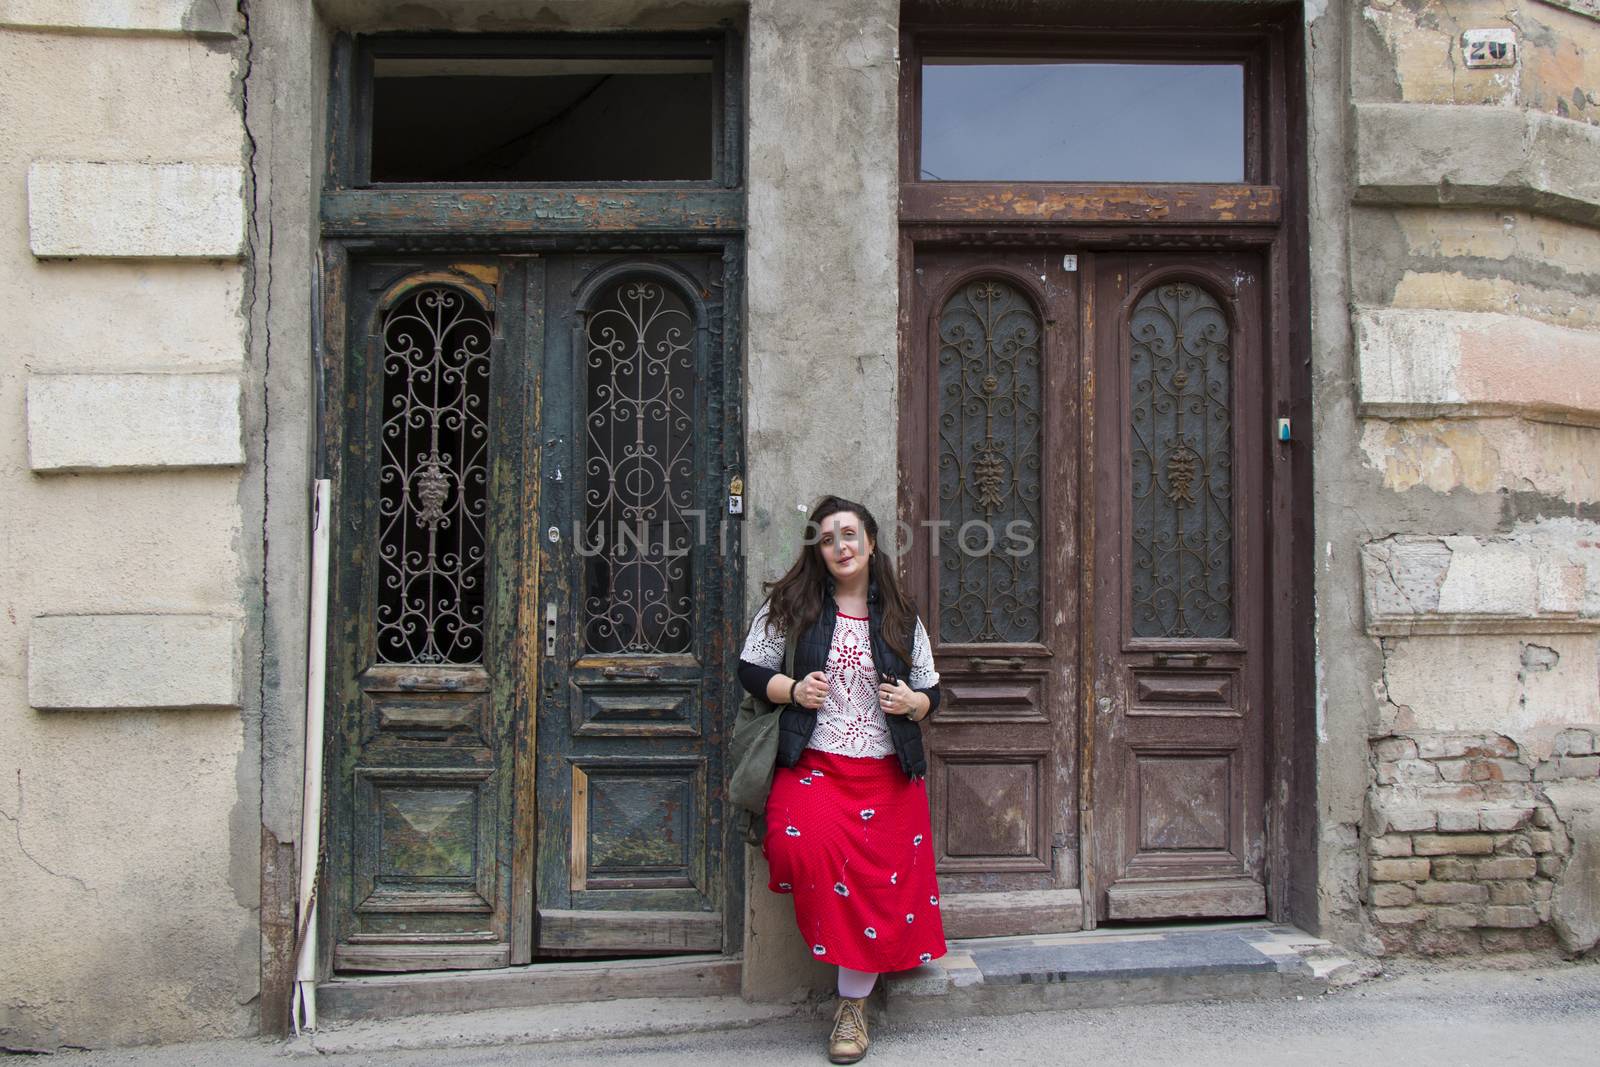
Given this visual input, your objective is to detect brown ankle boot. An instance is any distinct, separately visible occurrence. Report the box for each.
[827,995,870,1063]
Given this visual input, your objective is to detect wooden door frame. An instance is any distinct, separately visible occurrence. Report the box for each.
[315,27,749,977]
[895,10,1313,929]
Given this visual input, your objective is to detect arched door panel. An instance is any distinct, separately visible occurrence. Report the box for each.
[328,262,528,971]
[533,255,730,955]
[1088,254,1268,921]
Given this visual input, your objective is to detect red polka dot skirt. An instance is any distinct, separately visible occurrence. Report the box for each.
[763,749,948,972]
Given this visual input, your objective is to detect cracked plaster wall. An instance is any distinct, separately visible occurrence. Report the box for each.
[1347,0,1600,957]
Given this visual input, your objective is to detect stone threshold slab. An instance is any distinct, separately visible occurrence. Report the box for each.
[885,922,1361,1019]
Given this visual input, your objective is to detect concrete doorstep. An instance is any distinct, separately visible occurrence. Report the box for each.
[289,923,1363,1055]
[884,922,1366,1021]
[286,995,806,1056]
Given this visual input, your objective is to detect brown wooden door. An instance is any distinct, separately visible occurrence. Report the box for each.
[904,249,1084,937]
[1087,253,1269,921]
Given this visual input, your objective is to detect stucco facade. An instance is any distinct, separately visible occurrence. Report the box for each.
[0,0,1596,1051]
[1336,0,1600,957]
[0,2,258,1048]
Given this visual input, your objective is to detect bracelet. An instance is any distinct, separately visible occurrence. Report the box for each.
[788,677,799,706]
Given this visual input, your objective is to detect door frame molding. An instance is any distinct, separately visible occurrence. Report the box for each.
[896,10,1313,929]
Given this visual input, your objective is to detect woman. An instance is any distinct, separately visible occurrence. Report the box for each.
[737,495,946,1064]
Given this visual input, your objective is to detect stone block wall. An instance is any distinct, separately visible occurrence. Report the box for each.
[1343,1,1600,959]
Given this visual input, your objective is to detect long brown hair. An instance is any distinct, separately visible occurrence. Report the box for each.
[759,494,918,664]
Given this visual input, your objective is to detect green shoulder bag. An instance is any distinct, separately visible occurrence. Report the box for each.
[729,622,798,838]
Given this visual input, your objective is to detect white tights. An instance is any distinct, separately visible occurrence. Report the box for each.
[837,966,878,999]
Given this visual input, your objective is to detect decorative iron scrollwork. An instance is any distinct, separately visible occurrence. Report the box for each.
[1129,282,1233,639]
[376,284,493,664]
[582,278,697,655]
[936,278,1043,644]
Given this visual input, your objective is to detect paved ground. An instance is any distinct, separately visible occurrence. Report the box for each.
[54,959,1600,1065]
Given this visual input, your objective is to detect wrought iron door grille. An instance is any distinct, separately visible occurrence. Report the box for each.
[1129,282,1234,638]
[936,278,1043,644]
[581,278,697,655]
[375,284,493,664]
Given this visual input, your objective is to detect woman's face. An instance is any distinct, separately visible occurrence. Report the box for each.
[817,511,873,583]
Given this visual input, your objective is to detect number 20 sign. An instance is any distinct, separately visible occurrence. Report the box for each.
[1461,29,1516,69]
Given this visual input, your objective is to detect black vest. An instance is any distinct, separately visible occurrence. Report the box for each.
[775,573,928,779]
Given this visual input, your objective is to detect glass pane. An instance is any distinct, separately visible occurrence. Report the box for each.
[370,56,715,182]
[937,278,1043,644]
[920,60,1244,182]
[377,285,493,664]
[1129,282,1233,638]
[582,277,697,654]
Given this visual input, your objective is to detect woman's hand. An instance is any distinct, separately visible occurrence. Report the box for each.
[792,670,829,710]
[879,676,928,721]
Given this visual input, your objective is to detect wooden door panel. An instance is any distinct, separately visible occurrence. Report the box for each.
[329,259,531,972]
[934,669,1049,725]
[1135,752,1233,850]
[571,679,701,738]
[354,767,497,916]
[906,249,1083,935]
[1089,253,1268,922]
[533,253,729,955]
[931,747,1051,873]
[1130,667,1236,710]
[569,758,706,897]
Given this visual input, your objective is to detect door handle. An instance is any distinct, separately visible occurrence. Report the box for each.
[602,665,662,680]
[969,656,1023,670]
[1153,652,1211,668]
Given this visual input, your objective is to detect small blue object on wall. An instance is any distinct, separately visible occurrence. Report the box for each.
[1277,418,1291,442]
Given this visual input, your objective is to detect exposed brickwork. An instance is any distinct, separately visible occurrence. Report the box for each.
[1363,728,1595,955]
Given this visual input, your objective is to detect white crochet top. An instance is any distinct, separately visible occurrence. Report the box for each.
[739,599,941,759]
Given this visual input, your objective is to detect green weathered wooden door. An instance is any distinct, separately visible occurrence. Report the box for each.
[532,253,732,955]
[328,251,735,970]
[328,257,534,971]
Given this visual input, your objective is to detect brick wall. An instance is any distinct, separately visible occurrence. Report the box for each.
[1365,729,1597,954]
